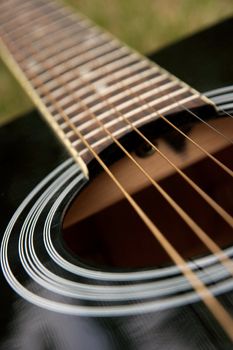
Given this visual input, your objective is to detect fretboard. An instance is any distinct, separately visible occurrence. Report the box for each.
[0,0,213,171]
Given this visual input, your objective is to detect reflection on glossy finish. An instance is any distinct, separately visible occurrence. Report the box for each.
[1,18,233,349]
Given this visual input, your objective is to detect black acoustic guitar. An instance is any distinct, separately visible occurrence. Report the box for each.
[0,1,233,349]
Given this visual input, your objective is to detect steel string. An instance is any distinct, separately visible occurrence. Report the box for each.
[1,6,233,340]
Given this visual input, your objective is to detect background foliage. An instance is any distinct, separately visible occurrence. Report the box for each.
[1,0,233,124]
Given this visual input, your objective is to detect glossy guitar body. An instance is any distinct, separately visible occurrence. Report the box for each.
[0,18,233,349]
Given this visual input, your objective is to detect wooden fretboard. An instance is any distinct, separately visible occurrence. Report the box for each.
[0,0,213,172]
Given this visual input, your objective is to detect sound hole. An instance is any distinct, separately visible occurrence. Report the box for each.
[62,144,233,270]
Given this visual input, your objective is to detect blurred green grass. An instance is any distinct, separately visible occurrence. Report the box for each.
[1,0,233,125]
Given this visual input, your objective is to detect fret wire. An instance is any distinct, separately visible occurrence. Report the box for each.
[43,60,147,109]
[1,6,232,339]
[38,58,149,98]
[32,52,139,94]
[57,68,161,110]
[69,95,196,152]
[40,67,158,107]
[47,84,98,105]
[57,83,183,136]
[159,79,233,145]
[98,43,233,171]
[2,10,233,339]
[2,5,231,335]
[63,62,233,263]
[71,21,233,177]
[50,53,139,84]
[15,15,229,274]
[48,59,147,103]
[14,23,93,60]
[8,19,223,186]
[32,51,129,90]
[0,1,58,29]
[99,74,169,103]
[55,80,177,129]
[85,80,177,113]
[105,68,159,91]
[2,0,233,272]
[92,70,160,98]
[0,1,46,27]
[29,46,129,84]
[2,18,75,51]
[129,82,233,177]
[4,8,84,44]
[55,75,170,126]
[87,69,162,98]
[125,67,233,175]
[16,19,92,54]
[23,40,233,340]
[24,39,111,77]
[51,77,169,123]
[2,0,231,180]
[77,41,233,230]
[71,95,205,156]
[0,0,23,11]
[98,73,167,102]
[66,87,189,140]
[0,0,42,20]
[25,40,119,76]
[23,31,105,69]
[1,3,67,37]
[6,7,166,86]
[71,95,198,149]
[1,2,226,238]
[56,33,233,233]
[64,88,189,139]
[0,43,88,177]
[12,0,233,250]
[1,0,200,108]
[63,91,233,323]
[123,120,233,229]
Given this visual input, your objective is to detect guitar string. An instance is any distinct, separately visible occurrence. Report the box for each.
[13,34,233,150]
[1,40,233,350]
[68,3,233,147]
[1,6,233,340]
[137,78,233,150]
[3,16,233,254]
[58,1,233,147]
[80,48,233,229]
[4,0,233,258]
[177,105,233,145]
[219,107,233,120]
[61,0,233,147]
[102,77,233,228]
[3,2,231,178]
[0,0,69,33]
[0,2,232,232]
[4,14,233,334]
[1,0,232,147]
[11,45,233,342]
[8,7,233,178]
[9,20,233,180]
[1,0,233,152]
[129,84,233,177]
[49,57,233,277]
[8,26,233,231]
[49,45,233,236]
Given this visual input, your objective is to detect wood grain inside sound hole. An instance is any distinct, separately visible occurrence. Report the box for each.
[63,121,233,269]
[64,117,232,225]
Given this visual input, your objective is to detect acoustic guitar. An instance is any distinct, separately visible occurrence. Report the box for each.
[0,1,233,348]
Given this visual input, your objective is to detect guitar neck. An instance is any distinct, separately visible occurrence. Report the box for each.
[0,0,214,172]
